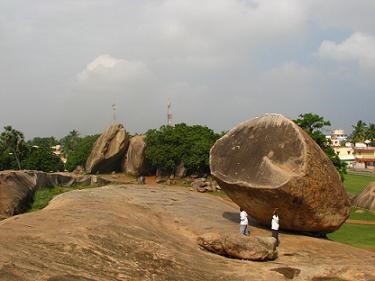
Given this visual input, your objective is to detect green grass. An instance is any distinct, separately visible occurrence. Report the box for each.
[343,172,375,194]
[349,208,375,221]
[327,223,375,248]
[330,172,375,249]
[30,185,92,211]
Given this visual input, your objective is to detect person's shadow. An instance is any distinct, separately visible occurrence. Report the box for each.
[222,211,238,224]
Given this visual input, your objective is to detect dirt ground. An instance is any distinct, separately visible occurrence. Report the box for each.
[0,183,374,281]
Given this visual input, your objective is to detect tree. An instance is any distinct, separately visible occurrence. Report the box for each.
[365,123,375,145]
[65,134,100,171]
[294,113,347,179]
[351,120,367,144]
[28,136,58,149]
[145,123,221,175]
[60,130,80,157]
[0,126,26,170]
[22,146,64,172]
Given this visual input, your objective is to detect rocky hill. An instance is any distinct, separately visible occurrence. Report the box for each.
[0,184,373,280]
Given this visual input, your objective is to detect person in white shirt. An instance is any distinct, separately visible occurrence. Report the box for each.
[240,208,249,236]
[271,208,280,246]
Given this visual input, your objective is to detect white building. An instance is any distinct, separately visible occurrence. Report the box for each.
[329,129,348,147]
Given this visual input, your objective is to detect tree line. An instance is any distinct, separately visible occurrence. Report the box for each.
[351,120,375,145]
[0,127,99,172]
[0,114,373,177]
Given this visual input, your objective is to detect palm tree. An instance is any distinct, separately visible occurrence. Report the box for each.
[351,120,367,144]
[366,123,375,145]
[60,129,80,157]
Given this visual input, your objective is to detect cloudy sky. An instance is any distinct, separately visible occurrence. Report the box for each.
[0,0,374,139]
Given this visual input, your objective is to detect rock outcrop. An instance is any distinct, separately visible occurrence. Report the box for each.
[198,233,277,261]
[210,113,351,233]
[0,170,118,220]
[352,182,375,212]
[0,170,79,219]
[0,170,38,219]
[122,135,147,176]
[86,124,130,174]
[192,178,217,192]
[0,184,373,280]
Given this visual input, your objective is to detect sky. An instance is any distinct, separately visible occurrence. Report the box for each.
[0,0,374,139]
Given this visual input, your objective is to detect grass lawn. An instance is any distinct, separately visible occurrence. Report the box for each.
[349,208,375,221]
[327,224,375,249]
[343,171,375,194]
[329,171,375,249]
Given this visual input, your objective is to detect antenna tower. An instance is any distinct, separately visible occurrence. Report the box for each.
[112,102,117,123]
[167,98,173,126]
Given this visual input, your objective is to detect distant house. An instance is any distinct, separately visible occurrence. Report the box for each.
[333,146,355,167]
[329,129,348,147]
[328,130,374,170]
[51,144,67,164]
[353,143,375,170]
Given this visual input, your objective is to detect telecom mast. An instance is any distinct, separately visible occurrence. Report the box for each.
[167,98,173,126]
[112,102,117,123]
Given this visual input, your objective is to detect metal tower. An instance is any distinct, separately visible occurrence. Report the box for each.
[167,98,173,126]
[112,102,117,123]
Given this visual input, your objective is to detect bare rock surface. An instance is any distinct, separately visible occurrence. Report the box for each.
[122,135,147,176]
[0,184,373,281]
[198,233,277,261]
[210,114,351,233]
[86,124,129,174]
[353,182,375,212]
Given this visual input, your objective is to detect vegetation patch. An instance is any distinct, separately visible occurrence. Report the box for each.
[145,123,222,175]
[349,208,375,221]
[327,224,375,248]
[30,185,92,211]
[343,172,375,194]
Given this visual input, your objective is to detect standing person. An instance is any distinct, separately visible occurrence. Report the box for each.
[240,208,249,236]
[271,208,280,246]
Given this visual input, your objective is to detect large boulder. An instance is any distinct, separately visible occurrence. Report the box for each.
[210,113,350,233]
[352,182,375,212]
[86,124,130,174]
[198,233,277,261]
[0,170,38,219]
[122,135,146,177]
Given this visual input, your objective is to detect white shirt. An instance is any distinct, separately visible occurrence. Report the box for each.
[271,215,279,230]
[240,211,248,225]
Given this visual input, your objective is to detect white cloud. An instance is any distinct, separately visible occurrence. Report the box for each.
[319,32,375,69]
[77,54,153,85]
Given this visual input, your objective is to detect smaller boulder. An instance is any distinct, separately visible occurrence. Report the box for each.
[122,135,147,177]
[352,182,375,212]
[197,233,277,261]
[85,124,129,174]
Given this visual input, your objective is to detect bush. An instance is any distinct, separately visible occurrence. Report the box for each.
[22,146,64,172]
[65,134,99,171]
[145,123,221,175]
